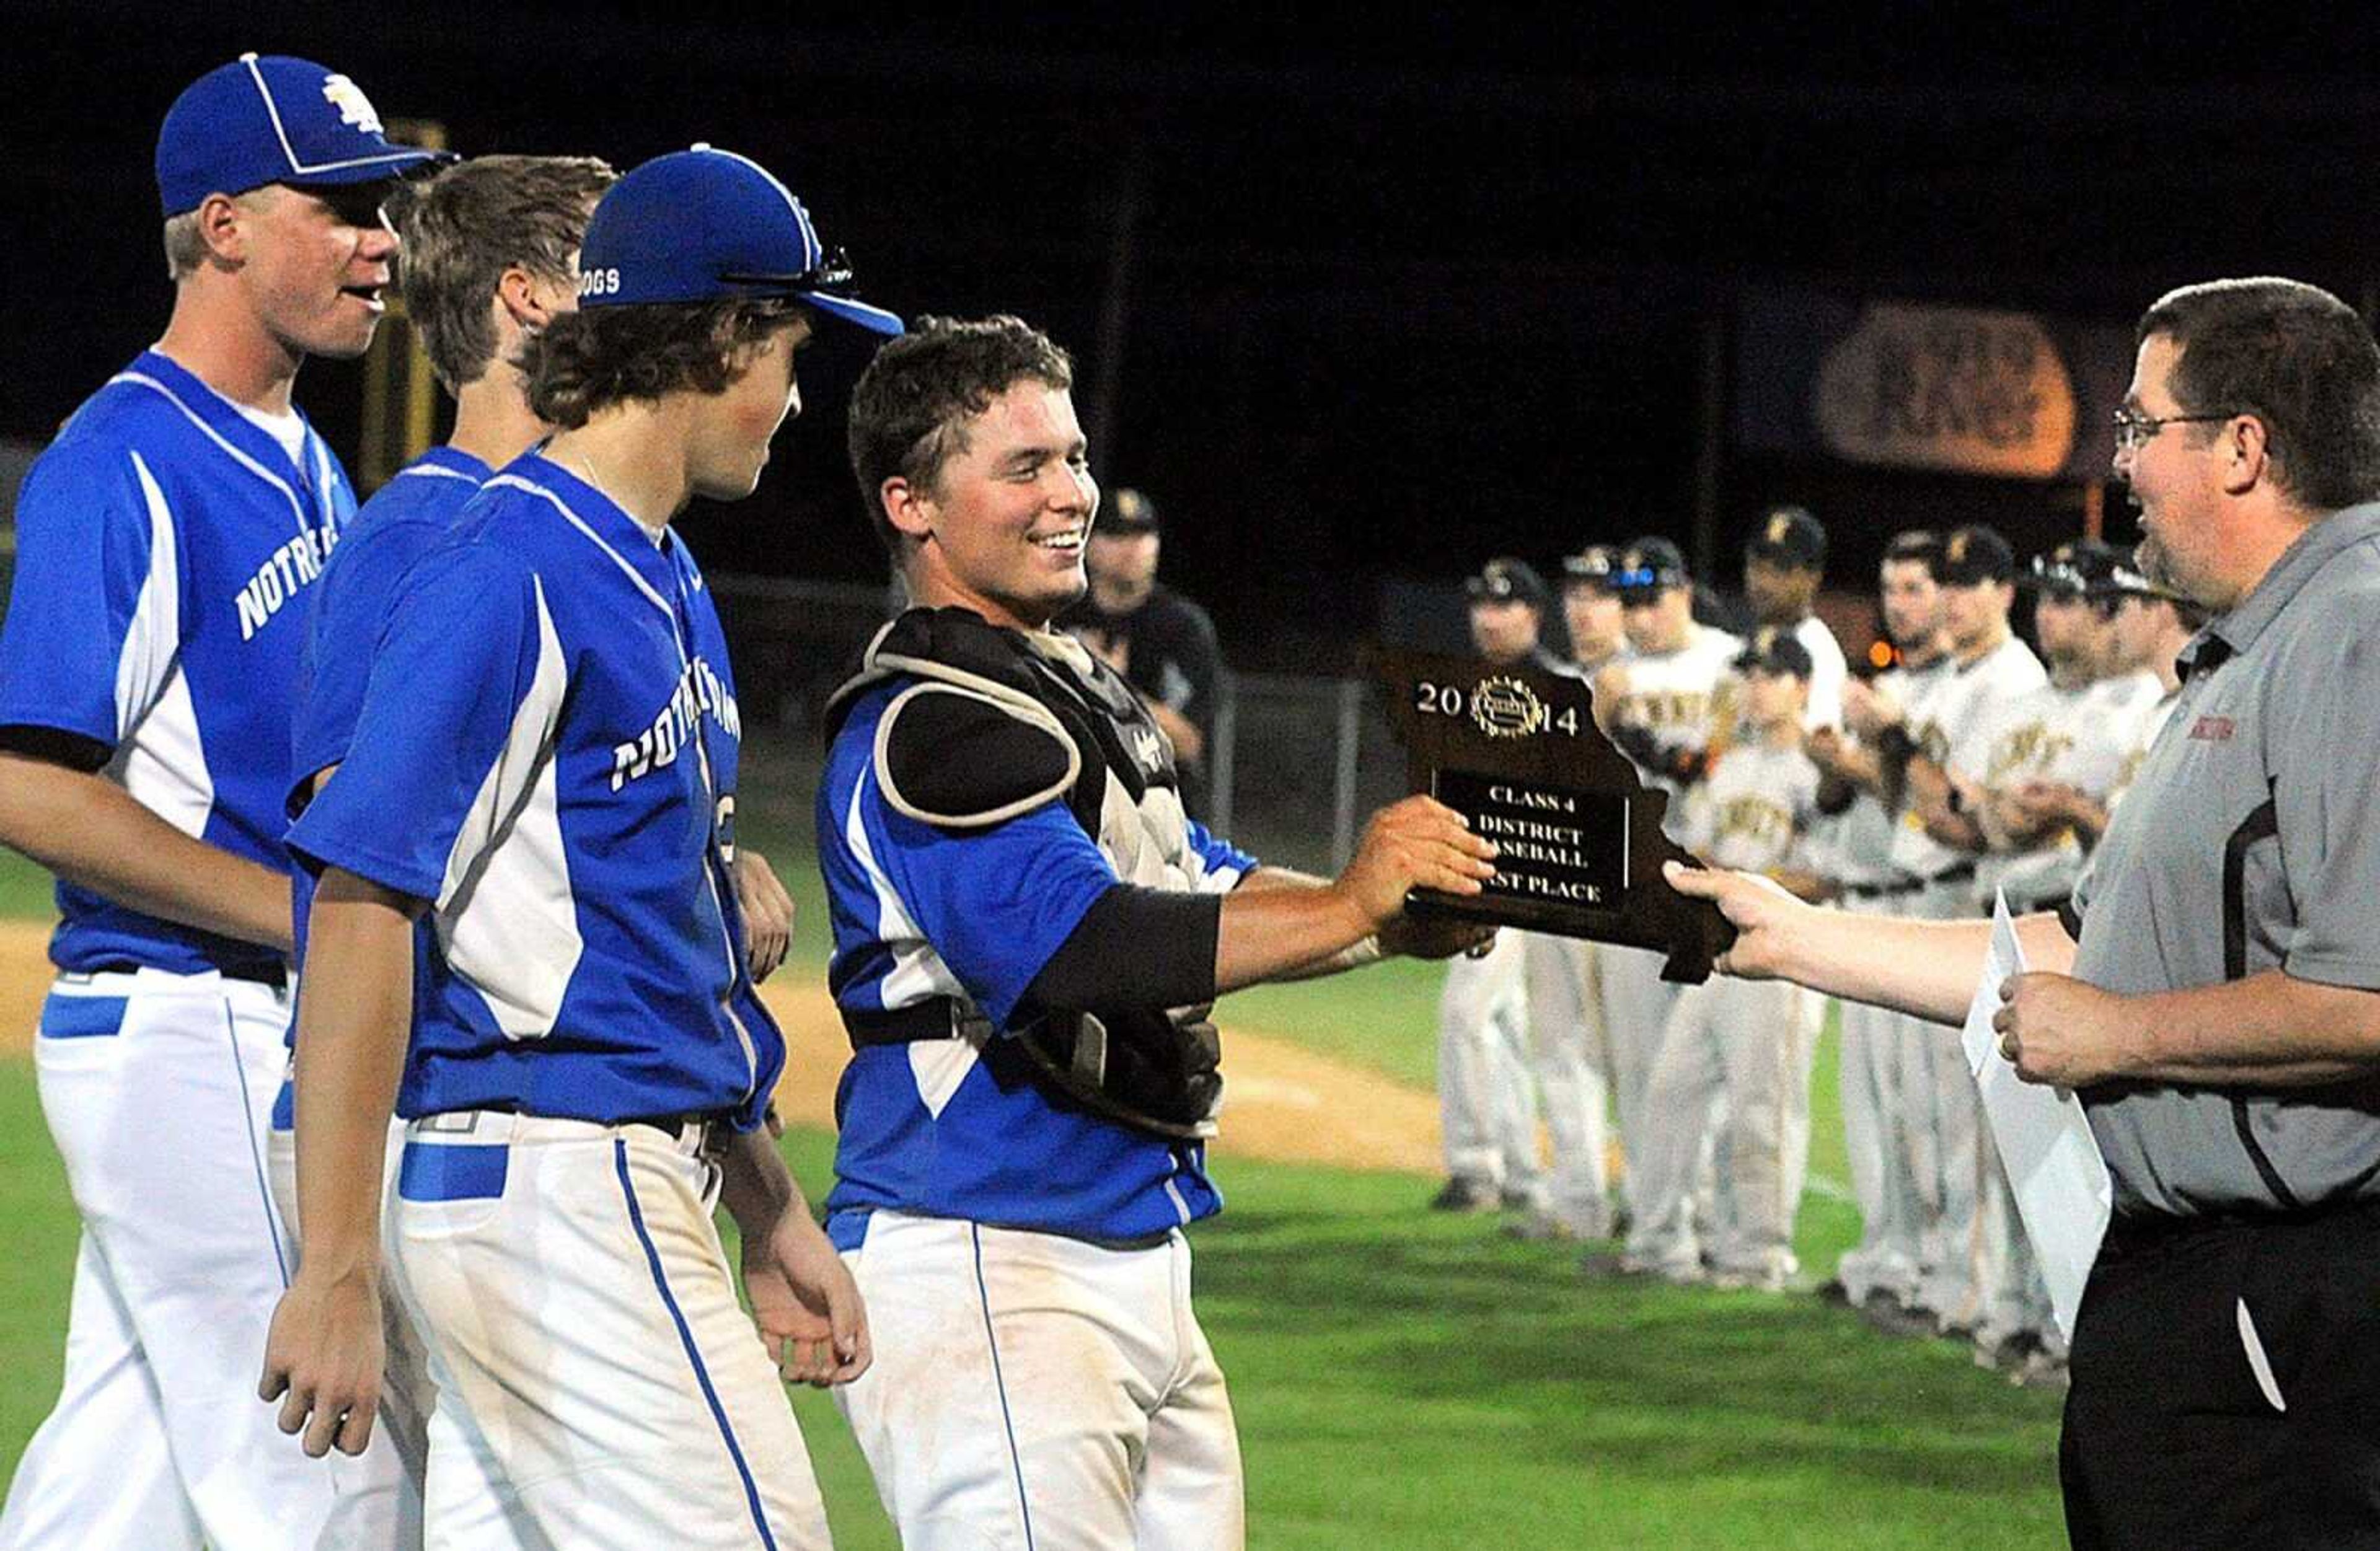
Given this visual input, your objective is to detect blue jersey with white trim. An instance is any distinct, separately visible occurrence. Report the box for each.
[0,350,354,978]
[286,454,782,1130]
[286,445,490,973]
[818,670,1255,1246]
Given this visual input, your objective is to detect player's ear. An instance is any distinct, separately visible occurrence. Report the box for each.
[192,191,249,267]
[880,476,935,545]
[496,265,554,334]
[2219,413,2271,498]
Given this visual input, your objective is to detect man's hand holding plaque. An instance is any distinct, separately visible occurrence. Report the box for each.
[1377,649,1737,983]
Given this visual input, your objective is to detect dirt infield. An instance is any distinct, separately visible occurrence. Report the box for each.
[0,921,1441,1174]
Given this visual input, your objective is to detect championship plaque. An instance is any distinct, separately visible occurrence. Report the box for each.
[1379,651,1735,983]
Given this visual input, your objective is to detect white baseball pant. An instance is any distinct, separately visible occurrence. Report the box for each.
[266,1074,432,1545]
[1594,942,1685,1224]
[386,1110,831,1549]
[1434,933,1538,1194]
[0,970,368,1550]
[835,1210,1243,1551]
[1518,933,1614,1235]
[1831,895,1925,1305]
[1624,978,1819,1283]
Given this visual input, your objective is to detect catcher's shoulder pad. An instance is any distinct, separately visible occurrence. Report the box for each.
[827,607,1085,827]
[875,679,1080,829]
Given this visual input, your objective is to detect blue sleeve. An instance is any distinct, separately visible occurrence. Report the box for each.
[289,516,454,812]
[1184,817,1258,887]
[0,439,169,746]
[288,546,560,904]
[862,777,1120,1028]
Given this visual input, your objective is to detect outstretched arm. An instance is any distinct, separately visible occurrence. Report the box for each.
[1662,860,2075,1025]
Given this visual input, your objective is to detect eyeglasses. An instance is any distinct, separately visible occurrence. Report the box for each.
[721,247,859,295]
[2112,407,2237,454]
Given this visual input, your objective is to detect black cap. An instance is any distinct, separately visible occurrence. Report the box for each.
[1745,504,1827,570]
[1937,525,2016,587]
[1614,537,1689,598]
[1562,543,1621,591]
[2025,538,2171,602]
[1465,556,1550,609]
[1101,488,1161,536]
[1734,625,1815,679]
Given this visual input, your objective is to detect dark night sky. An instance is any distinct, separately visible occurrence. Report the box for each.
[9,5,2380,667]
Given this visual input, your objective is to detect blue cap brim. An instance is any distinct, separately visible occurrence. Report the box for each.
[802,291,904,336]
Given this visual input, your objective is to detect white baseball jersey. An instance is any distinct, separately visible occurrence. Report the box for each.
[1677,740,1822,874]
[1971,673,2148,910]
[1887,635,2045,880]
[1605,625,1742,832]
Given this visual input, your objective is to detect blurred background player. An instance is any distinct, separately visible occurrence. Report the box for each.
[1742,504,1847,728]
[1808,530,1949,1323]
[1624,628,1827,1288]
[1431,558,1566,1213]
[1061,487,1225,817]
[1846,524,2043,1338]
[267,150,619,1531]
[2004,554,2204,846]
[1505,543,1635,1241]
[0,54,441,1549]
[262,147,899,1547]
[1587,537,1742,1254]
[821,312,1495,1548]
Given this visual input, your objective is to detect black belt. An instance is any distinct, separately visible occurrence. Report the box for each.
[843,996,990,1050]
[91,958,287,989]
[1843,861,1977,900]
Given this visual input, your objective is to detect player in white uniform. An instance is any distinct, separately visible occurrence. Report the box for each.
[819,314,1494,1550]
[0,56,442,1549]
[1509,545,1635,1241]
[258,147,903,1548]
[1866,525,2045,1335]
[1742,504,1848,731]
[1807,530,1950,1320]
[1430,559,1565,1214]
[1586,537,1741,1246]
[1624,629,1827,1288]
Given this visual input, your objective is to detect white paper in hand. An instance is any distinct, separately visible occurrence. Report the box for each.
[1963,890,2113,1343]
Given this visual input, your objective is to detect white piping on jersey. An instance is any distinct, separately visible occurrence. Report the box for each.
[434,576,580,1039]
[239,55,428,180]
[116,452,182,742]
[394,462,480,485]
[110,371,315,537]
[871,680,1081,830]
[110,452,214,838]
[841,775,966,1014]
[115,667,214,840]
[483,473,674,617]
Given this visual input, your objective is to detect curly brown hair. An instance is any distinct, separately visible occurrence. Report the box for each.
[524,298,809,428]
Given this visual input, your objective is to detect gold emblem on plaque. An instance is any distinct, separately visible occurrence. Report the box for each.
[1470,675,1546,739]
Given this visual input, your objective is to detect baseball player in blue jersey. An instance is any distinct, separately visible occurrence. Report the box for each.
[821,315,1496,1549]
[258,147,902,1547]
[0,55,441,1550]
[262,152,619,1540]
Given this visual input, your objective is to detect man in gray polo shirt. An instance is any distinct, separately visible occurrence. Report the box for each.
[1671,276,2380,1548]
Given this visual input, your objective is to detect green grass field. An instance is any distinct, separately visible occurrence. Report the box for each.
[0,836,2068,1545]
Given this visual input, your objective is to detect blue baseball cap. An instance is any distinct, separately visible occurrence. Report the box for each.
[574,146,904,336]
[156,53,449,216]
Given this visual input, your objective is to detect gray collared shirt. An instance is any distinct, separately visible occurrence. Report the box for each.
[2074,502,2380,1218]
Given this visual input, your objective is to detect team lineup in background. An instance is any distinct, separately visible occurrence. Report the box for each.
[2,45,2378,1551]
